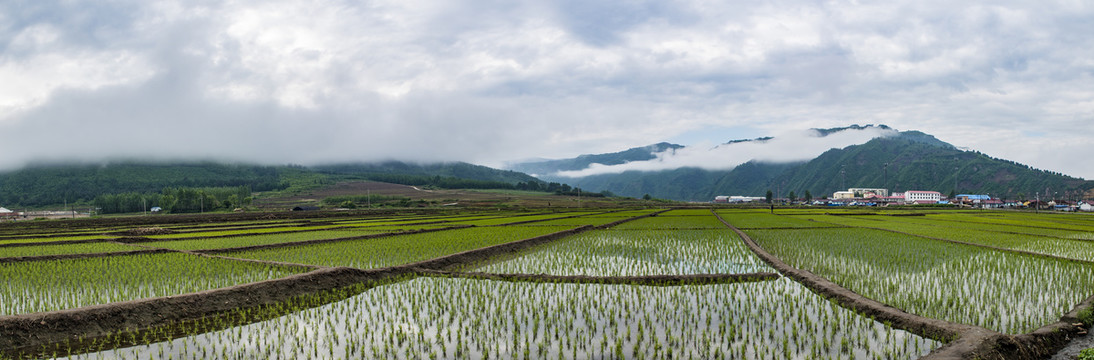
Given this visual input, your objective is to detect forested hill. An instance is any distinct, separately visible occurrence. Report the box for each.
[310,161,539,184]
[509,142,684,176]
[772,135,1091,200]
[0,161,544,208]
[0,162,286,207]
[511,130,1094,201]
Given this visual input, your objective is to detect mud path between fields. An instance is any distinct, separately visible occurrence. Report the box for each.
[0,209,670,359]
[482,210,618,226]
[0,267,412,358]
[722,210,1094,359]
[0,209,622,249]
[0,248,172,264]
[417,268,780,286]
[403,209,672,272]
[0,226,473,264]
[0,224,354,249]
[193,225,473,254]
[858,224,1094,266]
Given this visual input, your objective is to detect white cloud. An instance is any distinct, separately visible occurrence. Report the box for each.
[0,21,156,118]
[555,127,898,177]
[0,0,1091,180]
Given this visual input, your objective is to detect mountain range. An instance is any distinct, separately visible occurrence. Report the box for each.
[1,125,1090,207]
[509,125,1093,201]
[0,161,540,208]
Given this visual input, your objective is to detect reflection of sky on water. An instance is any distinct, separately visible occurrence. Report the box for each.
[71,277,939,359]
[476,230,771,276]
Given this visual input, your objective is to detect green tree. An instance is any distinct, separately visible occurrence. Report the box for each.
[339,200,357,209]
[642,194,652,200]
[804,190,813,203]
[765,190,773,203]
[788,191,797,202]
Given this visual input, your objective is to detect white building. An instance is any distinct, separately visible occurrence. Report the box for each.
[833,191,855,199]
[904,191,942,204]
[0,207,14,221]
[1081,202,1094,212]
[848,188,890,197]
[715,195,765,203]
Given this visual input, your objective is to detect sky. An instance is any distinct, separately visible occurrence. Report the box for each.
[0,0,1091,179]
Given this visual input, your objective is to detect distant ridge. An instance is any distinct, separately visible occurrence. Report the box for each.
[508,126,1092,201]
[509,142,685,176]
[0,161,543,208]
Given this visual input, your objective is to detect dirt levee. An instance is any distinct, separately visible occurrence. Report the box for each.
[0,266,413,357]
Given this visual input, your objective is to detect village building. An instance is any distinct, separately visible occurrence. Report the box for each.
[713,195,764,203]
[0,207,18,221]
[847,188,889,197]
[832,191,855,199]
[904,190,942,204]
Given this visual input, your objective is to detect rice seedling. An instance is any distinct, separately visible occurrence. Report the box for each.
[796,214,1094,262]
[935,212,1094,233]
[715,210,842,229]
[138,226,454,251]
[876,215,1092,238]
[445,213,599,226]
[0,235,115,246]
[0,253,303,316]
[747,227,1094,334]
[226,226,576,269]
[611,214,728,230]
[472,230,769,276]
[142,225,349,239]
[528,216,638,227]
[659,209,718,216]
[163,220,308,230]
[67,277,940,359]
[0,242,143,258]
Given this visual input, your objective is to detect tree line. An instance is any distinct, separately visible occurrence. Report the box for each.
[93,186,253,214]
[0,162,286,207]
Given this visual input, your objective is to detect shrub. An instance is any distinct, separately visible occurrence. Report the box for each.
[1080,308,1094,325]
[1078,348,1094,360]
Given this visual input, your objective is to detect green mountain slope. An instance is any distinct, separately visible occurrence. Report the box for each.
[0,161,544,208]
[0,162,287,207]
[310,161,539,184]
[509,142,684,176]
[776,135,1089,200]
[515,129,1093,201]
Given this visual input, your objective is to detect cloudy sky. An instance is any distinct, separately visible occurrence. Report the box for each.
[1,0,1091,179]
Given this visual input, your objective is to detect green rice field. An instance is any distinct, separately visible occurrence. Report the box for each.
[0,207,1091,359]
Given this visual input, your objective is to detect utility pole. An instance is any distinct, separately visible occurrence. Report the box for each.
[953,157,960,197]
[840,165,846,191]
[883,162,889,190]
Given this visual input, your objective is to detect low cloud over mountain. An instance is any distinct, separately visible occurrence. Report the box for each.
[554,126,898,177]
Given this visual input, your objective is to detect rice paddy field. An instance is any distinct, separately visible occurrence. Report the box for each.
[1,206,1092,359]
